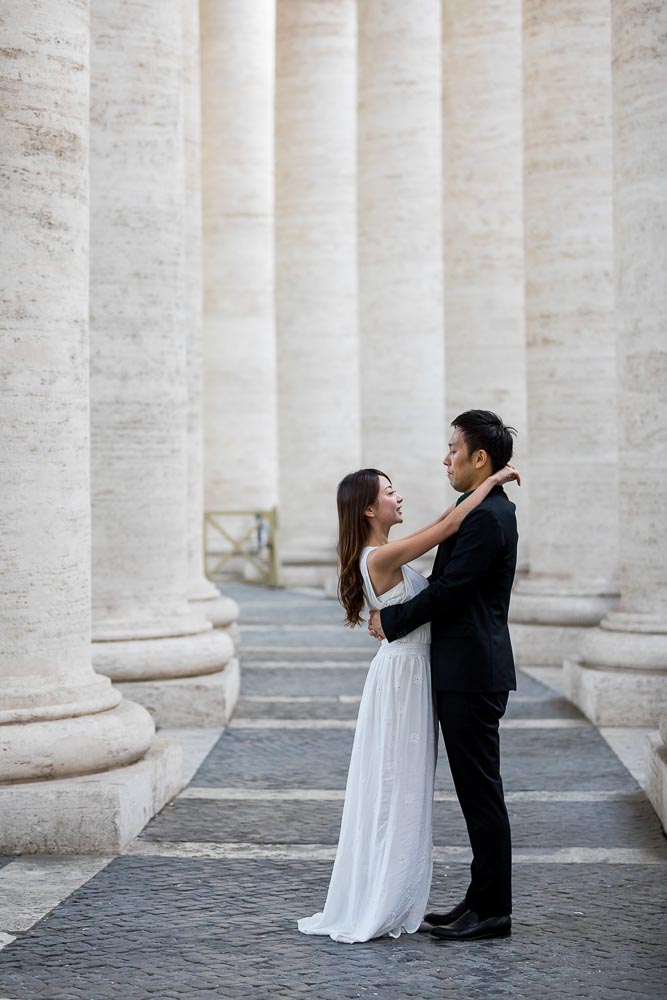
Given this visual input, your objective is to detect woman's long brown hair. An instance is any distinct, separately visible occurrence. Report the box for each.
[337,468,389,627]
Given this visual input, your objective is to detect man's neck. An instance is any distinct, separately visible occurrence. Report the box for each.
[455,474,497,506]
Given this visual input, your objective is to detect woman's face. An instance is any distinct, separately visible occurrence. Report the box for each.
[369,475,403,527]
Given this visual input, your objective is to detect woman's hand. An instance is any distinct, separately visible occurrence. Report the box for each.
[493,464,521,487]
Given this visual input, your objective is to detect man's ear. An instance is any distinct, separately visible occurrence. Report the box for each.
[474,449,490,470]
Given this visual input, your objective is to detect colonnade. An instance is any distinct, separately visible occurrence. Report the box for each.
[197,1,667,822]
[1,0,666,847]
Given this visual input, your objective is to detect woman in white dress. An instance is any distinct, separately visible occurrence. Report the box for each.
[298,464,519,944]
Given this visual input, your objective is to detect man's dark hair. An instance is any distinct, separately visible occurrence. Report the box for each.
[452,410,516,472]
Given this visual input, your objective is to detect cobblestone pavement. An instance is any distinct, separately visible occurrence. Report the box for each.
[1,583,666,999]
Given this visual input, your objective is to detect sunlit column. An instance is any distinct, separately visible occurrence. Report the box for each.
[442,0,528,567]
[183,0,238,634]
[275,0,360,584]
[89,0,236,726]
[201,0,279,517]
[510,0,619,665]
[358,0,446,533]
[568,0,667,731]
[0,0,161,851]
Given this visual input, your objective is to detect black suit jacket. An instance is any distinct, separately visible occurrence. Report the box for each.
[380,486,518,692]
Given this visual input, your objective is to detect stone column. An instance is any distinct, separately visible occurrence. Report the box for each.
[0,0,176,853]
[567,0,667,733]
[182,0,239,639]
[509,0,619,665]
[89,0,237,728]
[442,0,528,568]
[201,0,279,518]
[358,0,446,534]
[275,0,360,585]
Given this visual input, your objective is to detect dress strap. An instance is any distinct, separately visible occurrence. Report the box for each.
[359,547,378,609]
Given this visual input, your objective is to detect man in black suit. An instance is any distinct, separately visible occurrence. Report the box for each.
[368,410,518,942]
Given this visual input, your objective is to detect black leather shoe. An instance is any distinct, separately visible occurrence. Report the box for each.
[430,910,511,941]
[423,899,469,927]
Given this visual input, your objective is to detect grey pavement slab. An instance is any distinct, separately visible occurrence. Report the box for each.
[235,691,584,721]
[239,665,561,700]
[0,858,664,1000]
[139,796,667,851]
[191,725,640,793]
[241,666,371,697]
[240,647,374,663]
[240,622,377,640]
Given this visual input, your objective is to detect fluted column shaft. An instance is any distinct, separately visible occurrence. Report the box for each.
[89,0,234,705]
[275,0,360,581]
[201,0,279,514]
[442,0,528,566]
[0,0,153,783]
[569,0,667,729]
[510,0,619,664]
[358,0,446,532]
[183,0,238,631]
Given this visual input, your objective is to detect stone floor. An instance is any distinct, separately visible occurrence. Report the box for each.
[1,583,666,999]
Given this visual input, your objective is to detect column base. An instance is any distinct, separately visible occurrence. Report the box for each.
[509,622,591,666]
[564,657,667,726]
[565,621,667,726]
[0,736,182,854]
[509,581,618,666]
[0,699,155,783]
[646,731,667,831]
[189,588,240,650]
[92,628,235,682]
[190,592,239,627]
[114,657,240,727]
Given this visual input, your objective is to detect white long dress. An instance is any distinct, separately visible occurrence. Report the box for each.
[298,546,438,943]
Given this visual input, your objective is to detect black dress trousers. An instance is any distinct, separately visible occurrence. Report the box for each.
[436,689,512,918]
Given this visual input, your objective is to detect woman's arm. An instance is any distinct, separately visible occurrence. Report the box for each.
[368,465,520,579]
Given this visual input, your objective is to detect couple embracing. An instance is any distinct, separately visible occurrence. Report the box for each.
[298,410,520,944]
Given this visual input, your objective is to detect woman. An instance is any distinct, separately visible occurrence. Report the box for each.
[297,464,520,944]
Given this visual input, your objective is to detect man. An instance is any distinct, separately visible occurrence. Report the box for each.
[369,409,518,942]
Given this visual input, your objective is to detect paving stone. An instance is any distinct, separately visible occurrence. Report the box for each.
[241,661,561,697]
[0,859,665,999]
[236,695,362,720]
[191,725,639,793]
[240,625,377,652]
[235,691,583,721]
[241,666,370,697]
[139,796,667,852]
[240,647,373,663]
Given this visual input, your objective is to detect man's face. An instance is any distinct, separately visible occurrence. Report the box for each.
[443,427,477,493]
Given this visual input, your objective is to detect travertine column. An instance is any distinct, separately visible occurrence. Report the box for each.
[90,0,237,727]
[275,0,360,584]
[567,0,667,733]
[442,0,529,567]
[510,0,619,664]
[0,1,170,852]
[358,0,446,533]
[182,0,239,636]
[201,1,279,516]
